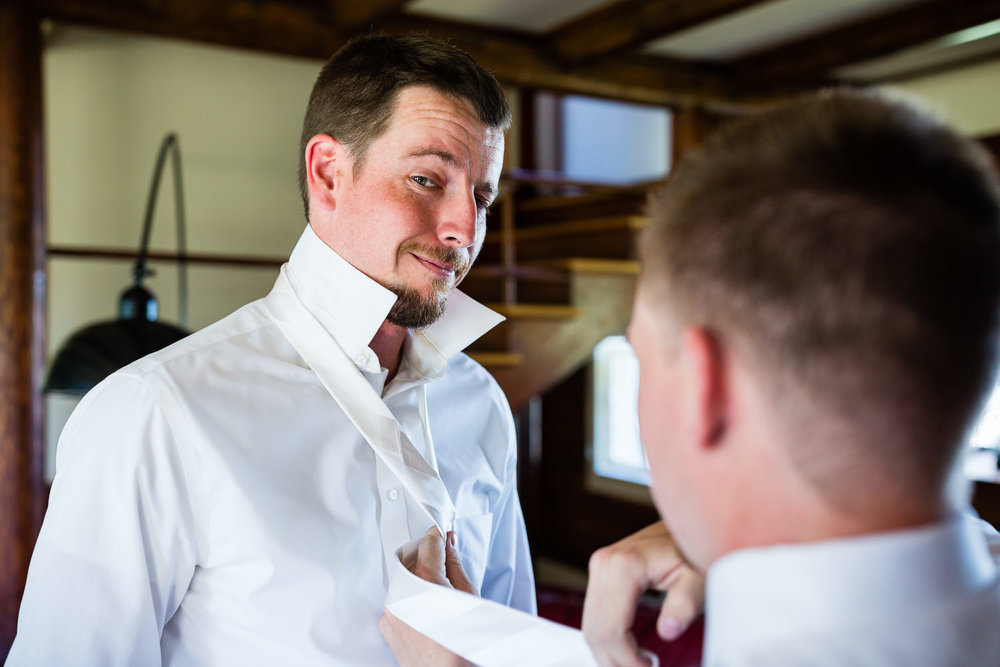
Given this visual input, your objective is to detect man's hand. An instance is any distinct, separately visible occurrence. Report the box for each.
[582,522,706,667]
[380,526,476,667]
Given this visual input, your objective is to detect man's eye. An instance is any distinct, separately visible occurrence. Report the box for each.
[411,175,436,187]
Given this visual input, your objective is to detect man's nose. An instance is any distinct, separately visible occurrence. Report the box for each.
[436,190,478,249]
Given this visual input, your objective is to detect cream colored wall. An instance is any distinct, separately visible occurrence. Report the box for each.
[43,25,324,478]
[890,58,1000,137]
[44,24,322,347]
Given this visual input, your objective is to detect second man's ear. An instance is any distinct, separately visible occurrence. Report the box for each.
[681,326,729,449]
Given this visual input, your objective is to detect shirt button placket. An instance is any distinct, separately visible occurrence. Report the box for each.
[374,458,411,579]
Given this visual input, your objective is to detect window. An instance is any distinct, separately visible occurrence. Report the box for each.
[560,95,671,183]
[589,336,650,498]
[966,375,1000,482]
[557,95,669,501]
[969,379,1000,451]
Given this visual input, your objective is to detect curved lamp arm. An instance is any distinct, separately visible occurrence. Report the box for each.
[134,132,189,328]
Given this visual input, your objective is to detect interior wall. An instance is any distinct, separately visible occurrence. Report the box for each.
[44,23,321,344]
[890,58,1000,137]
[42,25,324,478]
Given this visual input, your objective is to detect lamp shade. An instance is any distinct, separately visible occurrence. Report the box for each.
[45,132,190,396]
[44,284,187,395]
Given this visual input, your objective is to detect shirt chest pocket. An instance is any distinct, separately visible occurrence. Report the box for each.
[452,512,493,594]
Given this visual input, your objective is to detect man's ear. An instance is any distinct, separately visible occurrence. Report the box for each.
[681,326,729,449]
[304,134,345,213]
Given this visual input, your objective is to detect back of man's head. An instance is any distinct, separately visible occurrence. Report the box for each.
[642,89,1000,514]
[297,33,510,219]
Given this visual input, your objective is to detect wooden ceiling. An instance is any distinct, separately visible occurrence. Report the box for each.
[30,0,1000,108]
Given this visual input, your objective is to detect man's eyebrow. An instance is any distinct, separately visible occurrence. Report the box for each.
[408,148,459,166]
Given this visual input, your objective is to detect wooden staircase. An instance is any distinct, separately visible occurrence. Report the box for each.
[461,177,650,411]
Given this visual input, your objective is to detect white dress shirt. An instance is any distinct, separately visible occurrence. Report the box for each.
[10,225,535,666]
[703,513,1000,666]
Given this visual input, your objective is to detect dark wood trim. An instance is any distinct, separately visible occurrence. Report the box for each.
[503,168,660,194]
[31,0,1000,107]
[517,89,544,173]
[972,481,1000,531]
[734,0,1000,92]
[34,0,738,107]
[671,105,713,168]
[515,396,544,549]
[329,0,411,30]
[0,2,47,657]
[35,0,349,60]
[670,104,742,167]
[47,245,285,268]
[547,0,768,65]
[979,134,1000,169]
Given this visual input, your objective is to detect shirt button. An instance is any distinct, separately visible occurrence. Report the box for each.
[354,353,367,365]
[386,489,399,501]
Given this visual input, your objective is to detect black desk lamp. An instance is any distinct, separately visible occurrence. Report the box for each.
[45,133,190,395]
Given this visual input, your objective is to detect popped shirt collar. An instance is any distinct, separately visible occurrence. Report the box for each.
[284,224,504,378]
[703,513,998,663]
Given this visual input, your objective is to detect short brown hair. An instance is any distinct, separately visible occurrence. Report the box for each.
[298,33,511,219]
[642,89,1000,507]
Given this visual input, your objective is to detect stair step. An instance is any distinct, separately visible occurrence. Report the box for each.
[484,215,646,245]
[461,263,571,304]
[516,191,649,226]
[469,303,581,353]
[486,303,580,320]
[480,215,646,263]
[512,215,647,241]
[465,264,568,281]
[526,258,640,275]
[466,351,524,368]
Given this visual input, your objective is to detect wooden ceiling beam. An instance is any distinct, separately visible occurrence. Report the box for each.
[328,0,412,30]
[375,14,738,106]
[734,0,1000,91]
[547,0,768,65]
[35,0,350,59]
[35,0,741,107]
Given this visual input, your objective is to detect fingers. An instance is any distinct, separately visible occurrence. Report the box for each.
[583,544,654,667]
[444,532,477,595]
[656,566,706,640]
[583,522,703,667]
[412,526,449,587]
[410,526,477,595]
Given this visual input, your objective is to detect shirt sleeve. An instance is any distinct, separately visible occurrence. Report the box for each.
[8,372,201,666]
[479,404,537,615]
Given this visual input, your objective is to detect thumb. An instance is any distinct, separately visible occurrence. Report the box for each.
[656,567,705,640]
[444,531,477,595]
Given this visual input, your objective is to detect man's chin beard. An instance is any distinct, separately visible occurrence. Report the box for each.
[385,282,449,329]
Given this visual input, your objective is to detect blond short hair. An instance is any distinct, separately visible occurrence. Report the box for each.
[642,89,1000,507]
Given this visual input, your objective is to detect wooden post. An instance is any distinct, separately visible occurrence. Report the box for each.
[0,1,46,657]
[500,187,518,305]
[671,104,712,168]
